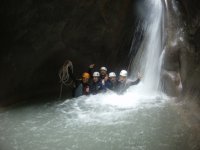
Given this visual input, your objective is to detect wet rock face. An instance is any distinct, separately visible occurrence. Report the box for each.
[181,0,200,97]
[0,0,136,105]
[161,0,200,98]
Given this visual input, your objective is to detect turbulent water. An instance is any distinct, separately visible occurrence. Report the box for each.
[0,0,197,150]
[0,90,192,150]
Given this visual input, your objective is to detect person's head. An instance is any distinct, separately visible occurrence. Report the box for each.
[119,70,127,83]
[100,67,107,77]
[93,72,100,83]
[82,72,90,83]
[109,72,117,83]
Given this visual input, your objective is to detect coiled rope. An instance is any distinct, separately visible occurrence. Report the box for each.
[58,60,73,98]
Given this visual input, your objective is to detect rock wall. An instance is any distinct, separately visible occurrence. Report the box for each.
[181,0,200,99]
[161,0,200,101]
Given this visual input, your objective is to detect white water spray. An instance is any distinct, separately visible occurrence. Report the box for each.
[130,0,164,94]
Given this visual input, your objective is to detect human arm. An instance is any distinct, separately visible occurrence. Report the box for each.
[88,64,95,77]
[129,72,142,86]
[74,84,83,97]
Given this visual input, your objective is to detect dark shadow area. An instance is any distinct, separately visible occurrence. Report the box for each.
[0,0,144,107]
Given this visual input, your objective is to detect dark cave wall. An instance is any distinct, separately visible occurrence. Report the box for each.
[0,0,136,105]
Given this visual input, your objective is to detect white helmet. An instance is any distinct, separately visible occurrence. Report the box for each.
[93,72,100,77]
[120,70,128,77]
[100,67,107,72]
[109,72,116,77]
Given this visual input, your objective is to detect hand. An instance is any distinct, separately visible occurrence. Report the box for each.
[89,64,95,69]
[137,72,142,80]
[86,87,90,93]
[102,80,105,85]
[104,75,109,81]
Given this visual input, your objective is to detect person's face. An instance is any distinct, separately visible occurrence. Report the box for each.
[119,76,127,83]
[82,77,89,83]
[109,77,116,83]
[93,76,99,83]
[100,70,107,76]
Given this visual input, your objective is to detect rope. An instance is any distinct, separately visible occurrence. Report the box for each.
[58,60,74,98]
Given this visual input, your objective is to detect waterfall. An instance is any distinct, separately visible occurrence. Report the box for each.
[130,0,164,93]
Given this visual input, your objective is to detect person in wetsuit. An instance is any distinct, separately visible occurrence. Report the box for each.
[69,67,91,97]
[88,64,110,92]
[90,72,104,95]
[116,70,141,94]
[107,72,118,92]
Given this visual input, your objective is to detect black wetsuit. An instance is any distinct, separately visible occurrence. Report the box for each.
[116,79,140,94]
[90,81,103,95]
[108,80,118,92]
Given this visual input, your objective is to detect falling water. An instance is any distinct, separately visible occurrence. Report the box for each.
[130,0,164,93]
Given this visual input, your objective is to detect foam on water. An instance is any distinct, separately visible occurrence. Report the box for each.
[0,90,189,150]
[56,83,169,126]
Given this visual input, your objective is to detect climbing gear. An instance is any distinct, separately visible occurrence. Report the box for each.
[93,72,100,77]
[109,72,116,77]
[59,60,73,85]
[120,70,128,77]
[100,67,107,72]
[58,60,73,98]
[82,72,90,79]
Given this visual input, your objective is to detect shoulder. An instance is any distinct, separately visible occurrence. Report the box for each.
[76,79,82,85]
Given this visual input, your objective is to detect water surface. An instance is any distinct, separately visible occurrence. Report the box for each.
[0,88,192,150]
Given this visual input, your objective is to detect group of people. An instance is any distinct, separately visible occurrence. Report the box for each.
[68,64,141,98]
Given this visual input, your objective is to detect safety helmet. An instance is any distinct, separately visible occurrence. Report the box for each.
[100,67,107,72]
[119,70,128,77]
[93,72,100,77]
[82,72,90,79]
[109,72,116,77]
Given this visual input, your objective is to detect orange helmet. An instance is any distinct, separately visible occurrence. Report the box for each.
[82,72,90,79]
